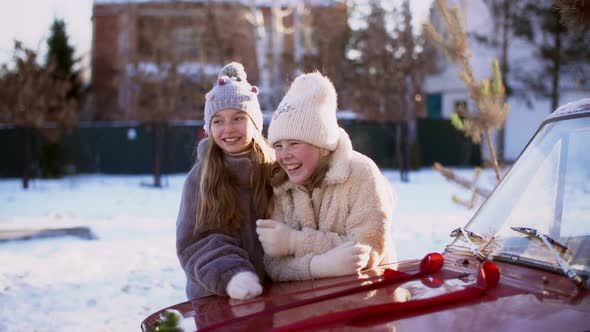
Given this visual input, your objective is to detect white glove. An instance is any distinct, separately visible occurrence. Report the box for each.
[309,241,371,279]
[226,271,263,300]
[256,219,304,257]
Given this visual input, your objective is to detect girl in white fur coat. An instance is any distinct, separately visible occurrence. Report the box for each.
[256,72,397,281]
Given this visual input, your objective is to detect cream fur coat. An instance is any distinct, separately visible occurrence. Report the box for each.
[264,129,397,281]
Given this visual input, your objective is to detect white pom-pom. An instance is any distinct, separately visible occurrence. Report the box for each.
[218,62,247,81]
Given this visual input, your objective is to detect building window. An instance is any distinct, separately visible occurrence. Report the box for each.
[172,27,199,59]
[137,16,162,58]
[136,16,200,60]
[426,93,442,119]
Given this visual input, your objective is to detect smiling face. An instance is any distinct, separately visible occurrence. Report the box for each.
[273,140,329,185]
[210,109,254,154]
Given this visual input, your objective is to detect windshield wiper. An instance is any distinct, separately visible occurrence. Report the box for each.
[510,226,584,287]
[450,227,487,262]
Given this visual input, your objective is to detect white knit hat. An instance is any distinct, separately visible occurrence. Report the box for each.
[203,62,262,133]
[268,72,339,151]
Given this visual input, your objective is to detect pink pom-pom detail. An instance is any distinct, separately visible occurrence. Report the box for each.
[251,86,259,94]
[217,78,226,86]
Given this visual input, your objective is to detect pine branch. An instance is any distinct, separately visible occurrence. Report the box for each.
[433,162,492,199]
[479,235,501,257]
[147,309,183,332]
[425,0,509,183]
[451,167,482,209]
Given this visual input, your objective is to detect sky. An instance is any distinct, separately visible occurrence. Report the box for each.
[0,168,489,331]
[0,0,94,77]
[0,0,433,82]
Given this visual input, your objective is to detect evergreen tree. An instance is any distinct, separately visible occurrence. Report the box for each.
[0,41,77,188]
[347,2,402,122]
[479,1,590,113]
[41,18,82,179]
[520,1,590,112]
[346,0,434,180]
[46,18,81,100]
[0,19,81,187]
[473,0,588,162]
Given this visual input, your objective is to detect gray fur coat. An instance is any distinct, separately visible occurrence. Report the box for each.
[176,139,266,300]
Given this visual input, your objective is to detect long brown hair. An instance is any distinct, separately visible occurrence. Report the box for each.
[195,129,274,233]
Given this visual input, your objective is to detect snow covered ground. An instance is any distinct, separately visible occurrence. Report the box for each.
[0,168,495,331]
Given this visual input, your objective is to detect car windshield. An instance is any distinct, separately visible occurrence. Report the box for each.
[448,115,590,277]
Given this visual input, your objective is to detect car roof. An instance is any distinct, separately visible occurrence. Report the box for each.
[548,98,590,119]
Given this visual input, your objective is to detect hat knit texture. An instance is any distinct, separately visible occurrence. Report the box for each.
[204,62,262,133]
[268,72,339,151]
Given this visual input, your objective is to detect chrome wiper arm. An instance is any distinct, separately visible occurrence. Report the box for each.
[511,226,568,252]
[510,226,584,287]
[450,227,486,262]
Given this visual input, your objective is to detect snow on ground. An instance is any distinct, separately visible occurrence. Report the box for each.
[0,168,495,331]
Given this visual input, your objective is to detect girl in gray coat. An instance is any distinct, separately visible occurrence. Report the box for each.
[176,63,274,300]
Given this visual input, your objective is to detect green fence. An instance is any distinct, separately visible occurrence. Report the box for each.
[342,119,481,168]
[0,119,481,178]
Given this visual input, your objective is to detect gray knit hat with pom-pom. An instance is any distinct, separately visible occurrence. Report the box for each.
[203,62,262,133]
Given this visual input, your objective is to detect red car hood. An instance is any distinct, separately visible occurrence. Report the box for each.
[142,253,590,331]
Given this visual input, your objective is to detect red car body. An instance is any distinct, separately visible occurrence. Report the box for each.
[143,99,590,331]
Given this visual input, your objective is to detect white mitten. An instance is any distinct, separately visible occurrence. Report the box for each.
[256,219,304,257]
[309,241,371,279]
[226,271,263,300]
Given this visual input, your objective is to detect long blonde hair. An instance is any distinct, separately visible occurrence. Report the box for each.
[195,129,274,233]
